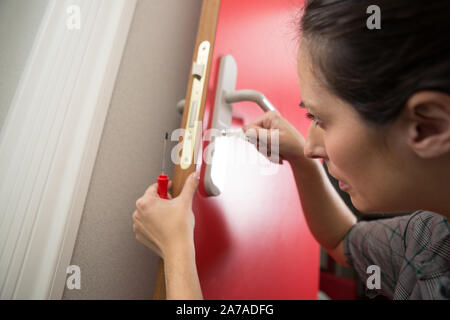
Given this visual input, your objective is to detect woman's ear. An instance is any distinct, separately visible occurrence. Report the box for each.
[405,91,450,158]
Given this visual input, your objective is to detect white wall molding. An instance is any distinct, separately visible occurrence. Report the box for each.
[0,0,137,299]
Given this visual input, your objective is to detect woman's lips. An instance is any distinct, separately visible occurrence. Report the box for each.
[338,181,350,191]
[327,167,350,191]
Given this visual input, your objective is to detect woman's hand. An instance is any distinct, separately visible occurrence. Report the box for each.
[132,172,200,259]
[243,110,306,163]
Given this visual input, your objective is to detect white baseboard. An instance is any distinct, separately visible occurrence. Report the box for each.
[0,0,137,299]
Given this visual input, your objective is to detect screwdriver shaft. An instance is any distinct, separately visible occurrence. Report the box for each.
[161,132,168,175]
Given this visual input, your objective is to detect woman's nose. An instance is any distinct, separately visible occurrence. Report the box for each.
[303,127,327,160]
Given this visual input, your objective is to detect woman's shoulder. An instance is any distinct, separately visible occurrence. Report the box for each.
[404,210,449,236]
[401,211,450,299]
[403,210,449,259]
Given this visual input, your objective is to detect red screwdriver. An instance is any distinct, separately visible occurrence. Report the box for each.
[157,132,169,199]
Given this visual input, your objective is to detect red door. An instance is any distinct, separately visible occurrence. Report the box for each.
[193,0,318,299]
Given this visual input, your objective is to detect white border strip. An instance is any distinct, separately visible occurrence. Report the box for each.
[0,0,137,299]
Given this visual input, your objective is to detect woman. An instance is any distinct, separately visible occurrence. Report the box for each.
[132,0,449,299]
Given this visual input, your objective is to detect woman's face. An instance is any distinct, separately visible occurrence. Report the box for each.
[297,43,411,213]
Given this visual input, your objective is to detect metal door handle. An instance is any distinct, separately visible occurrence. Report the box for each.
[204,55,277,196]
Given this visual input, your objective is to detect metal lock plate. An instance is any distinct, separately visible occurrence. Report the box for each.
[180,40,210,170]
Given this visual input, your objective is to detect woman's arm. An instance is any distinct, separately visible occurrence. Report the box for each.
[164,241,203,300]
[289,157,356,266]
[244,111,356,266]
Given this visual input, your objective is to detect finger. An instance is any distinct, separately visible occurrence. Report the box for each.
[244,127,273,151]
[243,125,259,145]
[244,129,282,164]
[143,178,174,198]
[143,182,159,198]
[267,153,284,164]
[180,171,200,203]
[243,110,280,132]
[243,112,272,131]
[167,180,173,199]
[132,210,140,222]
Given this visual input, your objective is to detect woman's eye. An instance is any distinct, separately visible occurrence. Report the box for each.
[305,112,322,127]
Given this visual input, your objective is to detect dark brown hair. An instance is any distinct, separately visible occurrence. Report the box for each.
[300,0,450,125]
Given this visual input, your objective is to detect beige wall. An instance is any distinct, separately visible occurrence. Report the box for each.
[63,0,202,299]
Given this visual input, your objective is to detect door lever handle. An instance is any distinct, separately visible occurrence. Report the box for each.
[224,89,276,112]
[203,55,277,196]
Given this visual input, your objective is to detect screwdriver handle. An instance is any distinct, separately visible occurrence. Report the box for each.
[157,174,169,199]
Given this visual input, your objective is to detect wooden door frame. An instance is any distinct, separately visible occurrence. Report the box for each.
[153,0,221,299]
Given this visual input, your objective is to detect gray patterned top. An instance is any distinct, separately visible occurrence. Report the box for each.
[344,211,450,299]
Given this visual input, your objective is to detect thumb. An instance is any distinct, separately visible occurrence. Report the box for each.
[243,125,260,143]
[180,172,200,203]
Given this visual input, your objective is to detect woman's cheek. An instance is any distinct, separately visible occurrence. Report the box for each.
[326,138,353,174]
